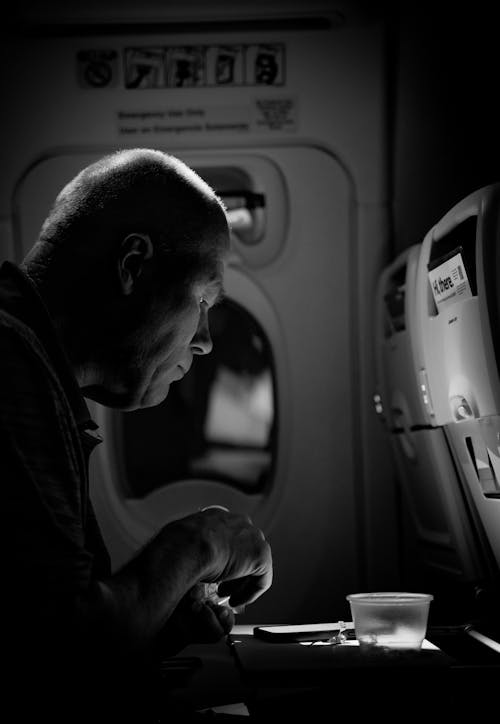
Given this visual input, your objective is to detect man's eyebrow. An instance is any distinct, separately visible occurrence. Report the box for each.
[212,281,226,305]
[201,275,226,305]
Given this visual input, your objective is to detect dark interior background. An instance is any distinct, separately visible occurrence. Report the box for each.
[389,0,499,253]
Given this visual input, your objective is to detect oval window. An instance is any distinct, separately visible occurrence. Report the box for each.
[114,299,277,498]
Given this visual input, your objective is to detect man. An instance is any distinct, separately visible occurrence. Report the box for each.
[1,149,272,721]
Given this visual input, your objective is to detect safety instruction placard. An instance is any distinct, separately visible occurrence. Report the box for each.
[116,98,297,137]
[428,251,473,311]
[78,43,285,89]
[77,49,119,88]
[122,43,285,88]
[117,106,250,135]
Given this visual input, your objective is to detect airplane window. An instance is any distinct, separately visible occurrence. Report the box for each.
[114,299,276,498]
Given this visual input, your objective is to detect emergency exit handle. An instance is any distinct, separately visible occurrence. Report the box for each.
[218,190,266,245]
[220,190,265,209]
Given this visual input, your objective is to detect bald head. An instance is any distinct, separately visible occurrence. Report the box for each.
[22,149,230,410]
[26,148,229,284]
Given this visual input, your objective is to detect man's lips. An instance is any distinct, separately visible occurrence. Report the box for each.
[174,363,191,379]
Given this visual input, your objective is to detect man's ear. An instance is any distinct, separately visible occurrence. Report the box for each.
[118,233,153,295]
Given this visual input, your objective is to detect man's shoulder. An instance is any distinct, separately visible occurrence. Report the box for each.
[0,306,53,371]
[0,308,69,416]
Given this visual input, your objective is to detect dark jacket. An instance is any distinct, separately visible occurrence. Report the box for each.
[0,262,158,722]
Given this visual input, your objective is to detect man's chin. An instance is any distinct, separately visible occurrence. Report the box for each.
[138,382,171,409]
[82,382,171,411]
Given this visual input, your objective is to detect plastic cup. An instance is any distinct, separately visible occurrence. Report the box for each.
[346,592,433,651]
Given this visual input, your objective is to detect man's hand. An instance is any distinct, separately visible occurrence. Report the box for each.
[103,507,272,654]
[155,583,236,656]
[168,507,273,609]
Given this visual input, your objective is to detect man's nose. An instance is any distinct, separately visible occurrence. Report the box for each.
[191,308,213,355]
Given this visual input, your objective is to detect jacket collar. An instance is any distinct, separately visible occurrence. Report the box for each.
[0,260,99,433]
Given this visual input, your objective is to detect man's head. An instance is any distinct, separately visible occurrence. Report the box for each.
[22,148,230,410]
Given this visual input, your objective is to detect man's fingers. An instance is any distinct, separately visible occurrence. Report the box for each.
[192,601,234,641]
[218,568,273,607]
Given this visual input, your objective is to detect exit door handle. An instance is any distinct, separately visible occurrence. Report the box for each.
[219,190,265,209]
[219,190,266,245]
